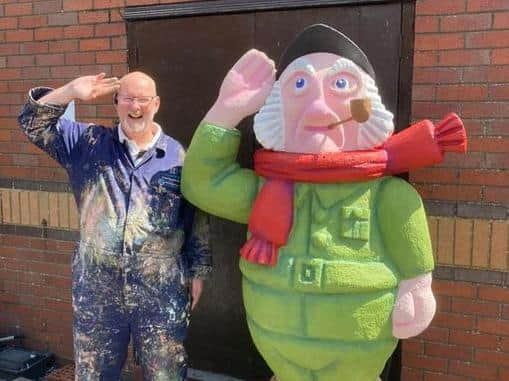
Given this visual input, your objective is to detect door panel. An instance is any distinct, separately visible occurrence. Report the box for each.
[128,14,267,378]
[128,3,408,379]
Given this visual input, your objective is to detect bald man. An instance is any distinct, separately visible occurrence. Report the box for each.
[18,73,212,381]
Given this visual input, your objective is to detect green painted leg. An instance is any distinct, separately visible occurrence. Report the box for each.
[247,318,396,381]
[315,340,396,381]
[248,321,313,381]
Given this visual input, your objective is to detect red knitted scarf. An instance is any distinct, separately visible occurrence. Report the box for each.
[240,113,467,266]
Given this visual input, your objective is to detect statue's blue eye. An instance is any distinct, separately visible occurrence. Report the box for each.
[335,78,348,89]
[295,78,306,89]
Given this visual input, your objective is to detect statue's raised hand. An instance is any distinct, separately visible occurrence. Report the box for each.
[205,49,276,128]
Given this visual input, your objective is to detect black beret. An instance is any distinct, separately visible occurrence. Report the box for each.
[277,24,375,79]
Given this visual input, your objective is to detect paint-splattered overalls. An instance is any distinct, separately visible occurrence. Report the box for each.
[18,88,212,381]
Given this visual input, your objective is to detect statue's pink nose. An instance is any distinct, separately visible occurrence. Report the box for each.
[301,99,340,128]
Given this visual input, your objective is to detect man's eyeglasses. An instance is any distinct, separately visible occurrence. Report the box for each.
[117,95,157,106]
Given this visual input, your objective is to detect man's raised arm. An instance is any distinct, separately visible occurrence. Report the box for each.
[18,73,120,166]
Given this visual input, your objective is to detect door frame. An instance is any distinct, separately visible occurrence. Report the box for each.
[123,0,411,20]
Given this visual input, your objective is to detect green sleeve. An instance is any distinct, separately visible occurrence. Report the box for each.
[182,122,259,224]
[377,177,434,279]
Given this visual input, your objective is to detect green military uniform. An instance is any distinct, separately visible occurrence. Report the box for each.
[182,123,434,381]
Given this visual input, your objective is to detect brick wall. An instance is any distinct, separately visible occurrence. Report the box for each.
[0,233,73,358]
[404,279,509,381]
[0,0,508,380]
[411,0,509,213]
[404,1,509,380]
[0,0,193,367]
[0,0,131,182]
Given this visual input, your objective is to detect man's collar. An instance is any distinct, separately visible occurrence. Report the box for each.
[118,122,165,153]
[154,131,169,152]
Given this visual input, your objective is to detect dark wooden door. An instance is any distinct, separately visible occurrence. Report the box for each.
[127,2,413,379]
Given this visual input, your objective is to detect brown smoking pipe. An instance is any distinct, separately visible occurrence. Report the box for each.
[327,98,372,129]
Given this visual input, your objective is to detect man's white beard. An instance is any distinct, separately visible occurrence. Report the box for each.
[122,117,150,135]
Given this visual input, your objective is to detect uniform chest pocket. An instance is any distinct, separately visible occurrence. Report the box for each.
[149,167,183,232]
[339,207,370,241]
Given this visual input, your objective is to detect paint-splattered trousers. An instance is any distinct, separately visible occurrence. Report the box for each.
[73,244,191,381]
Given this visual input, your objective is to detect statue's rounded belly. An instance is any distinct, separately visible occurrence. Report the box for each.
[242,276,395,342]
